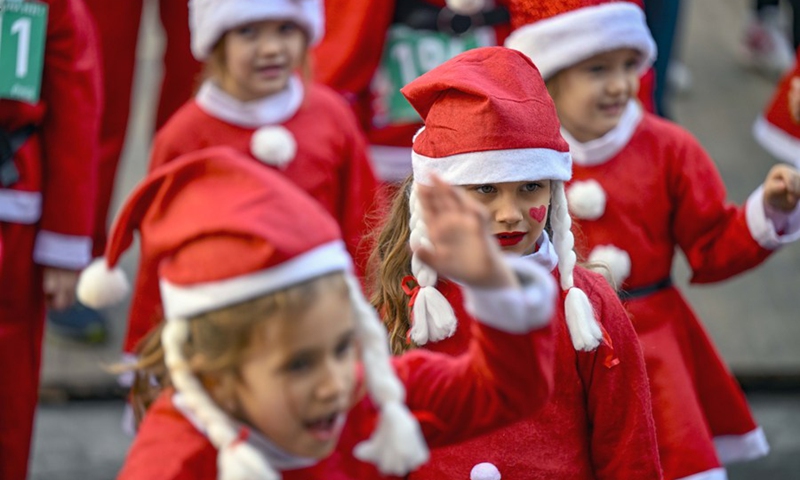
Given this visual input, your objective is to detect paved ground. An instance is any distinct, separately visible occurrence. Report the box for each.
[29,0,800,478]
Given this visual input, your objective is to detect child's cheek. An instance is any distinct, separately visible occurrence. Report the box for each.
[529,205,547,223]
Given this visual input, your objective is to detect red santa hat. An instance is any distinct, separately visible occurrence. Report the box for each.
[77,147,428,478]
[504,0,656,80]
[753,52,800,167]
[400,46,603,352]
[189,0,325,60]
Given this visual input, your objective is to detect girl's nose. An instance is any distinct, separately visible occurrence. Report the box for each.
[495,197,524,225]
[315,359,348,402]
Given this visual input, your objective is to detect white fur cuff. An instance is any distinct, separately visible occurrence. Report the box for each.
[462,256,556,333]
[745,185,800,249]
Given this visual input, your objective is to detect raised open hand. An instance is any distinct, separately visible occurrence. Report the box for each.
[415,176,518,289]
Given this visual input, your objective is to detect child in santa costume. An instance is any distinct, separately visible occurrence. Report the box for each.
[505,1,800,479]
[753,47,800,167]
[0,0,101,478]
[371,46,662,479]
[122,0,381,357]
[79,145,557,479]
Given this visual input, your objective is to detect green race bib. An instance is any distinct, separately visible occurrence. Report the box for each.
[0,0,48,103]
[371,25,496,127]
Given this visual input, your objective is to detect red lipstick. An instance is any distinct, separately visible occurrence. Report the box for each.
[495,232,526,247]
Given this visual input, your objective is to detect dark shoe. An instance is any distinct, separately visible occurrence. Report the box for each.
[47,302,108,344]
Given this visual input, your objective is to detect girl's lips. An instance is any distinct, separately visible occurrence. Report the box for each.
[256,65,286,79]
[495,232,526,247]
[305,412,346,442]
[599,103,624,116]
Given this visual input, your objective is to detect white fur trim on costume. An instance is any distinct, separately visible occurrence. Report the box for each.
[160,241,350,319]
[251,126,298,168]
[551,182,603,351]
[674,467,728,480]
[714,426,770,465]
[196,77,304,128]
[588,245,632,289]
[505,3,656,80]
[33,230,93,270]
[411,148,571,186]
[77,258,131,308]
[471,462,501,480]
[407,185,458,345]
[190,0,324,59]
[463,256,555,333]
[369,145,414,182]
[0,189,41,224]
[562,101,643,166]
[446,0,485,15]
[345,274,429,474]
[567,179,607,220]
[745,185,800,249]
[753,115,800,167]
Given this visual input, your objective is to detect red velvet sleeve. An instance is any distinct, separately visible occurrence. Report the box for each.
[667,125,772,283]
[578,273,663,480]
[396,321,554,448]
[38,0,101,241]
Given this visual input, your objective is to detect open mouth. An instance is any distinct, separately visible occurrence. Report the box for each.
[495,232,526,247]
[304,412,346,442]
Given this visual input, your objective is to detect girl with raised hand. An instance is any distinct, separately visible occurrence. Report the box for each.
[78,146,556,479]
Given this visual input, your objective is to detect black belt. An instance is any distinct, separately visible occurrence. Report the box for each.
[394,0,510,35]
[618,277,673,301]
[0,125,35,187]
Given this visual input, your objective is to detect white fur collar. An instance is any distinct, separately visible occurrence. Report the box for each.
[196,76,305,128]
[525,231,559,273]
[561,100,643,166]
[172,392,318,471]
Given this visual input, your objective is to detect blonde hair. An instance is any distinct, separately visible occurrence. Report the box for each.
[128,273,347,425]
[368,176,415,355]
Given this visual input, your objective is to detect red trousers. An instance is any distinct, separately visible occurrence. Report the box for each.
[0,223,45,480]
[84,0,201,257]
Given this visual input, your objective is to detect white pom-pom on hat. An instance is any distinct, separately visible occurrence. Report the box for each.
[76,258,130,309]
[250,126,297,169]
[446,0,485,15]
[588,245,632,289]
[567,180,607,220]
[471,462,501,480]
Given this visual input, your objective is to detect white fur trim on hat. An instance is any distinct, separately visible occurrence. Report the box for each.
[505,2,657,80]
[77,258,131,309]
[160,241,350,319]
[412,148,572,186]
[588,245,632,289]
[190,0,325,60]
[567,179,607,220]
[446,0,485,15]
[251,126,298,168]
[753,115,800,167]
[471,462,501,480]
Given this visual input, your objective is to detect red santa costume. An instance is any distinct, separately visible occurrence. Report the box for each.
[0,1,101,478]
[312,0,655,184]
[121,0,381,355]
[507,2,800,479]
[387,46,661,479]
[77,147,557,479]
[753,47,800,168]
[82,0,201,255]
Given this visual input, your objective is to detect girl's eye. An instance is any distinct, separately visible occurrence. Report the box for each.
[475,185,497,194]
[285,355,313,374]
[522,182,541,193]
[279,22,300,34]
[335,336,355,358]
[624,58,639,71]
[234,25,257,37]
[586,64,606,74]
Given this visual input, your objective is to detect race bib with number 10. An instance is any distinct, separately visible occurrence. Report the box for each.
[0,0,48,103]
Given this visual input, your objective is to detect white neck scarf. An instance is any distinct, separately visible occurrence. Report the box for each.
[561,100,643,166]
[196,76,305,128]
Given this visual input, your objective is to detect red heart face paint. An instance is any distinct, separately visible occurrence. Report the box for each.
[529,205,547,223]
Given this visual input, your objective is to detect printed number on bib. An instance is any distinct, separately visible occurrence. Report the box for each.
[0,0,48,103]
[371,25,495,127]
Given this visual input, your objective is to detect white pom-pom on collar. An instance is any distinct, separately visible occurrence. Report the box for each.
[567,179,607,220]
[471,462,501,480]
[447,0,485,15]
[588,245,632,289]
[250,126,297,169]
[76,258,130,309]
